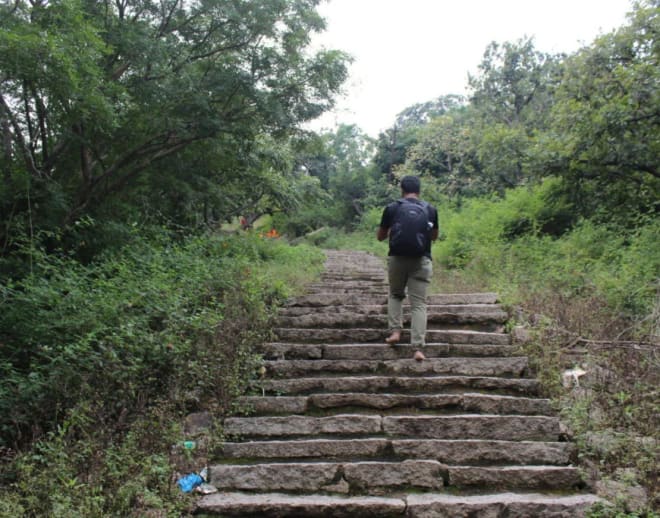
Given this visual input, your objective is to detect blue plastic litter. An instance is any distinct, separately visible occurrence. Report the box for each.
[177,473,204,493]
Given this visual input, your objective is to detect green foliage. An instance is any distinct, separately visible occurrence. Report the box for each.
[428,179,658,509]
[0,232,323,515]
[0,0,349,261]
[435,179,659,331]
[274,124,378,235]
[541,0,660,222]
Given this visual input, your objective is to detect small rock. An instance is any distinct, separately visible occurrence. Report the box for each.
[184,411,213,436]
[561,367,587,388]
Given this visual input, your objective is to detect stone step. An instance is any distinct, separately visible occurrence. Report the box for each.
[274,328,511,345]
[260,342,519,360]
[448,465,583,490]
[321,274,385,281]
[196,491,603,517]
[260,375,540,396]
[404,493,602,517]
[392,439,575,465]
[237,392,551,415]
[308,281,388,289]
[276,306,508,328]
[279,304,506,317]
[263,357,529,378]
[209,460,446,493]
[304,288,388,296]
[286,292,499,307]
[207,461,582,494]
[219,438,575,466]
[223,414,560,441]
[197,492,407,517]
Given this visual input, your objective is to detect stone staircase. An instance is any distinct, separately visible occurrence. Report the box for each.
[196,250,601,516]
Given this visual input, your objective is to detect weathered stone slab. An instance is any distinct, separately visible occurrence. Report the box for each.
[277,305,507,328]
[261,376,392,395]
[308,393,462,411]
[280,304,505,317]
[278,305,386,317]
[405,493,603,518]
[427,330,510,345]
[238,392,550,415]
[382,357,528,377]
[277,312,508,329]
[219,438,390,460]
[321,343,518,360]
[390,376,540,395]
[428,293,499,305]
[382,415,559,441]
[307,281,388,290]
[343,460,445,491]
[462,393,551,415]
[284,292,499,307]
[209,463,340,492]
[448,465,583,489]
[259,343,324,360]
[237,396,308,414]
[273,328,511,345]
[392,440,575,465]
[262,375,540,396]
[223,414,382,438]
[197,492,407,517]
[264,357,528,378]
[265,359,382,376]
[285,294,386,307]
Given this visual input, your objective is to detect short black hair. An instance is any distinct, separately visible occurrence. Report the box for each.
[400,175,421,194]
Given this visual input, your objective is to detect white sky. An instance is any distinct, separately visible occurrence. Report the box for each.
[308,0,633,137]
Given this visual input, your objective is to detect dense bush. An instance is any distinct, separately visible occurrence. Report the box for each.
[0,231,323,516]
[434,179,659,334]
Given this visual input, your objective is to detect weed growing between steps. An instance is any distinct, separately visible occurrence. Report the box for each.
[0,232,323,516]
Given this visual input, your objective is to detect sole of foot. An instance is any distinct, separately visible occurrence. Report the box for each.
[385,332,401,344]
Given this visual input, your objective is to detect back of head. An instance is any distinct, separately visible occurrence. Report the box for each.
[400,175,421,194]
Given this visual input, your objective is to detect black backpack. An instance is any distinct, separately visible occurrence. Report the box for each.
[389,199,432,256]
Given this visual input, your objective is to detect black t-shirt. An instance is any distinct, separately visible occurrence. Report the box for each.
[380,198,438,259]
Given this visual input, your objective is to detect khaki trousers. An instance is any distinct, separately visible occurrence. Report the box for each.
[387,256,433,347]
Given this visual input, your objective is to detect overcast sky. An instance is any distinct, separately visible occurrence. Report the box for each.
[308,0,633,137]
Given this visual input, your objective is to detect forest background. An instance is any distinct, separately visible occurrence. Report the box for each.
[0,0,658,515]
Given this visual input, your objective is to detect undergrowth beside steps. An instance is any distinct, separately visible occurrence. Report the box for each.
[0,232,323,517]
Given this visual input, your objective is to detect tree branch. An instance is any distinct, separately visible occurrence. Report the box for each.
[0,93,41,177]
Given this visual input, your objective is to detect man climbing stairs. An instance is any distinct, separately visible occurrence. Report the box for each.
[196,250,602,516]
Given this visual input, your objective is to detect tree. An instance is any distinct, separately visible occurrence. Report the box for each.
[405,109,487,198]
[373,95,465,181]
[539,0,660,221]
[468,37,559,188]
[0,0,349,257]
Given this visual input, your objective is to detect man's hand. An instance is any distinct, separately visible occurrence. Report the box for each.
[376,226,389,241]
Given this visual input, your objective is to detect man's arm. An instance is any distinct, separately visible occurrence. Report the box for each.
[377,226,389,241]
[430,206,439,241]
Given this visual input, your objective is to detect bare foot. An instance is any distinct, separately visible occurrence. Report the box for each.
[385,331,401,344]
[413,350,426,361]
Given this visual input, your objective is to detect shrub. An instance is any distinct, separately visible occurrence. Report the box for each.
[0,231,323,515]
